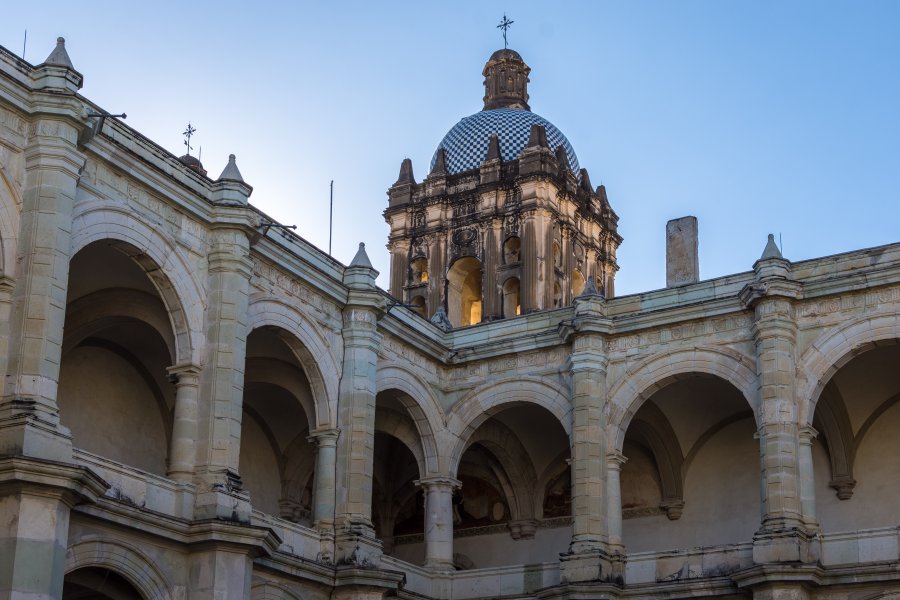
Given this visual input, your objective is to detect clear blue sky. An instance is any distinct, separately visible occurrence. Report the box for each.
[6,2,899,295]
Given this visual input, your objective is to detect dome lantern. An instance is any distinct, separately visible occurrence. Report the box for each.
[482,48,531,111]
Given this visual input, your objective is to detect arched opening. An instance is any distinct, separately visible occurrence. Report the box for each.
[502,277,520,319]
[450,404,571,569]
[503,237,520,265]
[552,240,561,268]
[58,241,175,476]
[621,374,758,552]
[410,257,428,284]
[553,281,562,308]
[372,390,426,564]
[812,343,900,534]
[63,567,145,600]
[240,327,317,523]
[447,257,482,327]
[572,270,585,297]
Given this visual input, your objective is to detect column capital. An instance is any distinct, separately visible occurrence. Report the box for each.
[308,428,340,447]
[798,425,818,444]
[415,476,461,492]
[606,451,628,469]
[167,363,202,383]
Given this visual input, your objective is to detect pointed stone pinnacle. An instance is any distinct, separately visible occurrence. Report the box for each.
[485,134,502,162]
[217,154,244,182]
[431,148,448,176]
[525,124,548,149]
[44,37,74,69]
[760,233,783,260]
[395,158,415,186]
[578,275,601,298]
[350,242,373,269]
[555,145,570,172]
[579,168,593,192]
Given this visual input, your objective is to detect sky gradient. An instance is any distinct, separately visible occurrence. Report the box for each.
[5,2,899,295]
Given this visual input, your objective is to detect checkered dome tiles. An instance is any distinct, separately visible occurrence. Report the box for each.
[430,108,581,178]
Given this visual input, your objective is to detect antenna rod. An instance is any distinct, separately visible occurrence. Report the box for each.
[329,180,334,255]
[22,30,26,60]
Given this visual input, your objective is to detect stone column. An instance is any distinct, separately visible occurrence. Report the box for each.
[482,219,502,321]
[167,364,201,483]
[520,211,539,313]
[418,476,460,571]
[309,428,339,528]
[333,244,384,566]
[193,218,254,520]
[606,451,627,552]
[798,426,818,528]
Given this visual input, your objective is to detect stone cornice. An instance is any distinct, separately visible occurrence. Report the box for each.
[0,455,109,505]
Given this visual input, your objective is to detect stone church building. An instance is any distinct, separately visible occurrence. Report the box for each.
[1,37,899,600]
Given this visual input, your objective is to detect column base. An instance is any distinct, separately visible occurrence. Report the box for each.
[331,566,404,600]
[334,525,383,568]
[752,526,820,565]
[0,400,73,462]
[193,470,252,523]
[560,547,624,585]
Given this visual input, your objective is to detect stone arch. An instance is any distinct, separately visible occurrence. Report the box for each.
[377,364,444,474]
[797,312,900,425]
[458,419,538,520]
[627,401,685,515]
[62,289,176,361]
[246,299,339,429]
[812,381,856,499]
[245,356,317,433]
[608,346,758,452]
[251,581,302,600]
[70,204,203,365]
[65,539,171,600]
[0,165,20,278]
[447,376,572,475]
[375,408,427,480]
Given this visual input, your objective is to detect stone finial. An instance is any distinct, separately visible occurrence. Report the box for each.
[395,158,415,186]
[525,124,549,149]
[482,48,531,111]
[350,242,373,269]
[578,275,601,298]
[430,306,453,332]
[485,134,502,162]
[666,216,700,287]
[555,145,570,172]
[430,148,448,176]
[217,154,244,182]
[760,233,783,260]
[44,37,75,69]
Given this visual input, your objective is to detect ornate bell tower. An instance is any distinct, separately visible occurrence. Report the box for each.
[384,49,622,328]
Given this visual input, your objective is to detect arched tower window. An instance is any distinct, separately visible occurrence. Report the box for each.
[572,270,586,297]
[410,257,428,284]
[409,294,426,317]
[502,277,521,318]
[447,257,482,327]
[503,237,521,265]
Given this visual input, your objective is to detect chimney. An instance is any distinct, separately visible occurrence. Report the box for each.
[666,216,699,287]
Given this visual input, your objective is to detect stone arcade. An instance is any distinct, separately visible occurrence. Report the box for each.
[1,38,899,600]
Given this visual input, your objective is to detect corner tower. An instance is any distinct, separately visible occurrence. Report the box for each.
[384,49,622,328]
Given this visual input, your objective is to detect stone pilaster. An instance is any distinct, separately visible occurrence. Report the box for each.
[417,476,460,571]
[605,451,627,552]
[560,290,622,584]
[482,219,502,321]
[193,213,255,521]
[334,244,384,565]
[0,113,84,463]
[309,428,339,563]
[740,237,816,564]
[520,211,539,313]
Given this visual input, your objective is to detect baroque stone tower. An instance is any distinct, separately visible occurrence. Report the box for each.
[385,49,622,328]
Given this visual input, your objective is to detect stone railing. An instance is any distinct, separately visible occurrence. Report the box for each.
[820,526,900,565]
[250,511,322,561]
[74,449,194,519]
[625,542,754,584]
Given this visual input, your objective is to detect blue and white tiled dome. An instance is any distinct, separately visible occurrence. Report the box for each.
[430,108,580,176]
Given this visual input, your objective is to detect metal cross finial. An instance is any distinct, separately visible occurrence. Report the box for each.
[182,122,196,156]
[497,14,514,49]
